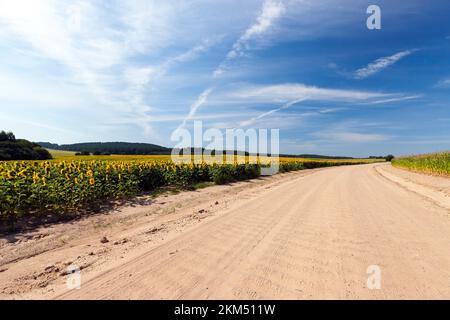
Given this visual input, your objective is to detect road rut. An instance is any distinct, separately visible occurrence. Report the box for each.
[58,164,450,299]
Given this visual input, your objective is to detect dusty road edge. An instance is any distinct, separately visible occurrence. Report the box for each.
[375,163,450,210]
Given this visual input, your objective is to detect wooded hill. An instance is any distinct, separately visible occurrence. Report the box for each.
[0,131,52,160]
[37,142,171,155]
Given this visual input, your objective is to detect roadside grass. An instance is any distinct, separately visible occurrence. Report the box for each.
[149,185,182,198]
[392,152,450,176]
[191,181,215,189]
[148,181,214,199]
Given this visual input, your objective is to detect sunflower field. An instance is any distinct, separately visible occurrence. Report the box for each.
[0,157,379,223]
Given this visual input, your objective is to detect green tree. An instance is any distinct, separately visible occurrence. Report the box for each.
[0,130,15,141]
[0,131,52,160]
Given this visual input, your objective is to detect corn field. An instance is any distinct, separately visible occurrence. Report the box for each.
[392,152,450,176]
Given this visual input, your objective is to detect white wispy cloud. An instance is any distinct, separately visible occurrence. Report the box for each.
[226,83,417,128]
[318,107,348,114]
[0,0,216,135]
[118,1,177,55]
[209,111,313,131]
[365,95,422,105]
[313,120,391,143]
[122,38,218,131]
[316,132,389,142]
[176,88,213,132]
[239,98,306,127]
[354,50,416,79]
[0,111,83,136]
[177,0,285,130]
[228,83,393,103]
[213,0,285,78]
[436,78,450,88]
[0,0,167,134]
[0,71,88,108]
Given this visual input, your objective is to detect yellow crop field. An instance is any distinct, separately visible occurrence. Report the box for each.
[0,156,382,223]
[47,150,382,164]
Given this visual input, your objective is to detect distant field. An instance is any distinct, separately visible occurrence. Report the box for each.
[47,149,76,158]
[47,149,384,164]
[392,152,450,176]
[279,157,383,164]
[47,149,169,162]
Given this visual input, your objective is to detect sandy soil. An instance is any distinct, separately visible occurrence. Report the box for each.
[1,163,450,299]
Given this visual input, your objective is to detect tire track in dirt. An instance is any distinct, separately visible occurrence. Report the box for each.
[57,164,450,299]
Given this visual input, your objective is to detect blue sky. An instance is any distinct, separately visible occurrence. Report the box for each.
[0,0,449,157]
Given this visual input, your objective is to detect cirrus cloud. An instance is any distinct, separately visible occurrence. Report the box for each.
[354,50,416,79]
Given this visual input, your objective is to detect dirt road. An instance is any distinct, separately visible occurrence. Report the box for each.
[54,163,450,299]
[1,163,450,299]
